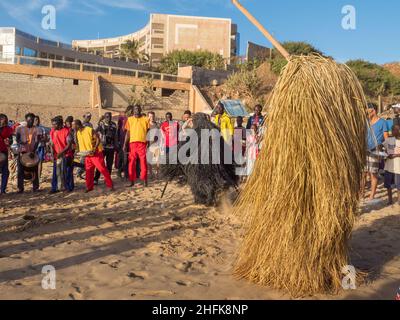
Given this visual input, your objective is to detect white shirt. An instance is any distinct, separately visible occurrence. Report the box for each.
[383,137,400,174]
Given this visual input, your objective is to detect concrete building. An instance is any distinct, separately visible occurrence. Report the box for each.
[73,13,239,66]
[0,27,144,69]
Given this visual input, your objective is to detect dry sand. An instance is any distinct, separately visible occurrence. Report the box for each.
[0,162,399,300]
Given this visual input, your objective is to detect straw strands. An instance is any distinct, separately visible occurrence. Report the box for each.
[234,55,368,296]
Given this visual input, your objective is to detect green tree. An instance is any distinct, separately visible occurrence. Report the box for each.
[270,41,325,75]
[120,40,149,64]
[158,50,226,74]
[346,60,400,97]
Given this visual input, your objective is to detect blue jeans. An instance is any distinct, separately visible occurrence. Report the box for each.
[0,152,9,194]
[51,157,74,192]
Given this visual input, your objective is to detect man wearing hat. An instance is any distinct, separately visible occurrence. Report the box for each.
[83,112,93,129]
[0,114,13,195]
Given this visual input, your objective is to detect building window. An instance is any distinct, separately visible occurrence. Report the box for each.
[15,46,22,55]
[73,79,79,85]
[161,88,175,97]
[152,23,164,29]
[24,47,37,57]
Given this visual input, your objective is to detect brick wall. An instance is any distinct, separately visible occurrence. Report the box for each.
[0,72,92,107]
[0,71,190,125]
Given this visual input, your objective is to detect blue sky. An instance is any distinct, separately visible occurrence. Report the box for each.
[0,0,399,64]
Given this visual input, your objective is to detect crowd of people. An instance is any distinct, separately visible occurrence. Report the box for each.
[364,103,400,205]
[0,103,264,197]
[1,101,399,206]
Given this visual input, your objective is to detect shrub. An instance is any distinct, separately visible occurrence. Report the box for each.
[158,50,225,74]
[346,60,400,96]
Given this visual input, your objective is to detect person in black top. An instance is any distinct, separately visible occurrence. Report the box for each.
[246,104,265,130]
[94,112,119,185]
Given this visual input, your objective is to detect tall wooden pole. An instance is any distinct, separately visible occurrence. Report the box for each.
[231,0,290,61]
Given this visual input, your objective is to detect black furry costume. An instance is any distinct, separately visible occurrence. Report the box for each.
[161,113,238,206]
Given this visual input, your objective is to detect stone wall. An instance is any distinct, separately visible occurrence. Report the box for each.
[0,72,92,108]
[101,80,190,118]
[0,71,191,125]
[178,65,232,86]
[0,72,93,125]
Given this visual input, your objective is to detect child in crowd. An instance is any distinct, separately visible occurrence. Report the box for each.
[383,124,400,205]
[246,124,259,176]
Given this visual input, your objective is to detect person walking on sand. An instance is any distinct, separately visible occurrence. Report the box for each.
[363,103,389,201]
[123,105,150,187]
[73,119,114,193]
[383,124,400,205]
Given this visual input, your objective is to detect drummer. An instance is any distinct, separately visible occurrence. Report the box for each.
[0,114,13,195]
[15,113,40,193]
[73,119,114,193]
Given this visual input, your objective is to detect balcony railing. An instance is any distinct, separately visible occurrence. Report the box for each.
[0,55,192,84]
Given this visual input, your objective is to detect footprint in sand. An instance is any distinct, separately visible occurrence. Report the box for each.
[176,280,193,287]
[174,261,193,273]
[127,271,148,280]
[133,290,175,297]
[99,260,121,269]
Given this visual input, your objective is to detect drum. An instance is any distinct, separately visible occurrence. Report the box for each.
[20,153,39,181]
[20,153,40,169]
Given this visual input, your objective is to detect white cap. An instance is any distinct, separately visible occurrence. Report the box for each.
[393,104,400,109]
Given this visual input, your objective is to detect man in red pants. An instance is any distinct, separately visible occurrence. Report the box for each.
[123,105,150,187]
[73,120,114,193]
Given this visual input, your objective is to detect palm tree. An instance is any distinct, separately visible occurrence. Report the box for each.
[120,40,149,65]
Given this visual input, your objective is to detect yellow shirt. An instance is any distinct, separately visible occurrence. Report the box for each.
[77,127,103,153]
[214,112,234,143]
[125,116,150,143]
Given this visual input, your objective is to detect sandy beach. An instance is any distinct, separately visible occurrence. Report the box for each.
[0,162,399,300]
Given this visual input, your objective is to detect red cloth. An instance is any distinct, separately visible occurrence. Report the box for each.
[128,142,147,182]
[85,152,113,191]
[50,127,73,158]
[161,121,180,148]
[0,126,13,153]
